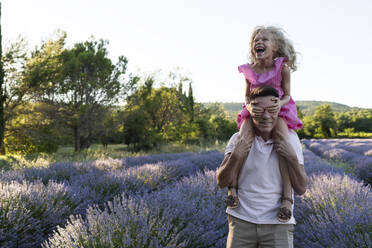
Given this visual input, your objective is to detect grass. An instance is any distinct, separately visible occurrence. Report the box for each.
[325,158,356,176]
[0,141,227,171]
[337,131,372,138]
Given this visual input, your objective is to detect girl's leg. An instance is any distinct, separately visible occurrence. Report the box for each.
[226,118,254,208]
[274,118,293,222]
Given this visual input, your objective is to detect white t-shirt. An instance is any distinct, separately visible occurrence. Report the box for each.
[225,130,304,225]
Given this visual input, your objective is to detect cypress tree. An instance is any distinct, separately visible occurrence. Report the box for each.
[188,82,194,121]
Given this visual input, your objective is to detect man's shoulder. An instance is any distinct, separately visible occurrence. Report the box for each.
[288,130,301,143]
[225,132,239,155]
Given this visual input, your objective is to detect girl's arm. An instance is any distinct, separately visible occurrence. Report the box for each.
[216,138,252,189]
[245,79,264,116]
[280,64,291,107]
[244,79,251,105]
[273,131,308,195]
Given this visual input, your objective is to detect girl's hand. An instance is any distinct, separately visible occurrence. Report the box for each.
[246,102,264,117]
[273,131,297,161]
[266,97,281,113]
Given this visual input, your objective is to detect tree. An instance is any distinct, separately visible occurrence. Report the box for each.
[24,33,128,151]
[334,112,352,133]
[6,102,60,154]
[123,75,186,149]
[313,104,337,138]
[187,82,194,121]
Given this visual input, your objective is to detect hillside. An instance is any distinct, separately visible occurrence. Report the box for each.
[296,101,356,115]
[203,101,361,120]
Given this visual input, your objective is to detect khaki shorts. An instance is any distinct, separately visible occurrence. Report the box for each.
[226,215,294,248]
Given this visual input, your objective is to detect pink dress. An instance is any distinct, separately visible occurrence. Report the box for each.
[237,57,302,130]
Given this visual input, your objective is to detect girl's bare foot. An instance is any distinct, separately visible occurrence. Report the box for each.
[225,187,239,208]
[277,196,293,222]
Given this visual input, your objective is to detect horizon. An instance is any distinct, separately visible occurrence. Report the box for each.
[2,0,372,108]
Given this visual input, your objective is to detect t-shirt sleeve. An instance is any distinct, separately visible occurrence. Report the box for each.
[225,132,239,156]
[288,130,304,165]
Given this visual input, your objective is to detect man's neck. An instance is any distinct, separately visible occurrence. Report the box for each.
[255,130,272,141]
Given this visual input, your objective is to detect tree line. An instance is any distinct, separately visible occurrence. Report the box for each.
[1,30,371,154]
[1,31,237,154]
[296,104,372,139]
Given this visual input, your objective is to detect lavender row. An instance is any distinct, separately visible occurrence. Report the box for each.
[294,173,372,248]
[3,147,370,247]
[121,152,196,167]
[301,147,348,177]
[43,170,228,248]
[294,147,371,247]
[302,139,372,184]
[307,138,372,156]
[0,151,224,247]
[43,156,371,248]
[0,180,85,248]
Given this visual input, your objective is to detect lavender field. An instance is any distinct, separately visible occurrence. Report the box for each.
[0,140,371,248]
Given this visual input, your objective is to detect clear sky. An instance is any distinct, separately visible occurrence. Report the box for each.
[2,0,372,108]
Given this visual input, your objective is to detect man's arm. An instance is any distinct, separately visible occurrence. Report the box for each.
[273,132,308,195]
[216,137,251,189]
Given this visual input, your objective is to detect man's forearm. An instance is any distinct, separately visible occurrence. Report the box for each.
[285,155,307,195]
[216,151,247,189]
[217,134,252,189]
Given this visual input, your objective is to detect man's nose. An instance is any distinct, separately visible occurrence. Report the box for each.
[262,109,271,118]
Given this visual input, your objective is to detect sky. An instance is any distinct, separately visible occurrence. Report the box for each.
[2,0,372,108]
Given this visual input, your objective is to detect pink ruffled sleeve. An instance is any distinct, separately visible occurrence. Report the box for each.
[275,57,286,73]
[238,64,248,74]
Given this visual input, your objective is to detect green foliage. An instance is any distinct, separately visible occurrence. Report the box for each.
[23,32,128,151]
[194,102,236,143]
[123,76,185,151]
[212,116,237,141]
[312,104,338,138]
[121,73,236,151]
[5,102,60,154]
[296,104,338,138]
[337,130,372,138]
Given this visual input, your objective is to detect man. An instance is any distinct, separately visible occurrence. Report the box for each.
[216,85,307,248]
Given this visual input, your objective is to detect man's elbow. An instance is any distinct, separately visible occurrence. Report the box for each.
[295,177,308,195]
[295,187,306,196]
[216,173,228,189]
[216,154,233,189]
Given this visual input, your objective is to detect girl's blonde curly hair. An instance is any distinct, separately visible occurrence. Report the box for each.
[249,25,298,72]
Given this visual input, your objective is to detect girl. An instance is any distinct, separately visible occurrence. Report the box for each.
[225,25,302,223]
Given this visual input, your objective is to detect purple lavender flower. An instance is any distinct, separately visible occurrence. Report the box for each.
[43,170,228,248]
[294,174,372,248]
